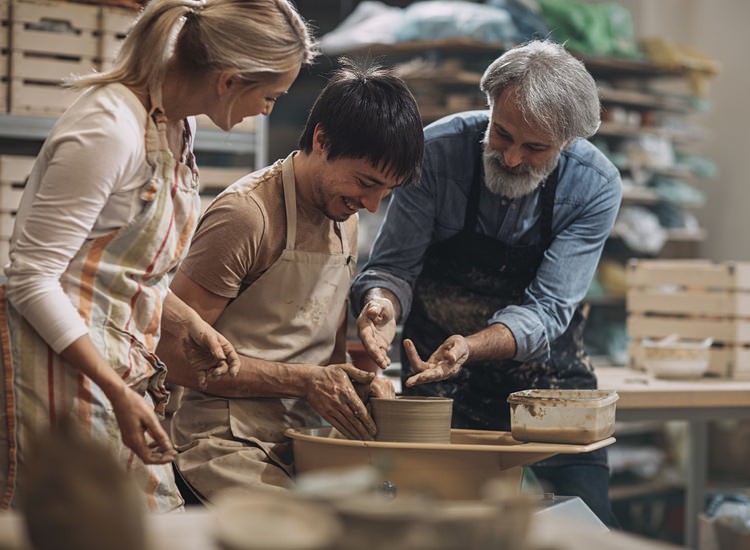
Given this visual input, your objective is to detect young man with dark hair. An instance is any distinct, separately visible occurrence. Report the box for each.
[156,63,423,500]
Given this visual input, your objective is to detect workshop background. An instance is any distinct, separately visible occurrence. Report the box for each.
[0,0,749,548]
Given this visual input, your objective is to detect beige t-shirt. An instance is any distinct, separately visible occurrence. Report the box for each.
[180,157,358,298]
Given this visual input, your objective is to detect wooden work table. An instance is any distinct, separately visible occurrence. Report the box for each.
[596,366,750,549]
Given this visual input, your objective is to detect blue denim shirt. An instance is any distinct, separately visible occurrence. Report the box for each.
[351,111,622,362]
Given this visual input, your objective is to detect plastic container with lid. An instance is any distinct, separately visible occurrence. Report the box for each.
[507,389,618,444]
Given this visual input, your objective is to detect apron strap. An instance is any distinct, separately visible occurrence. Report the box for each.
[462,132,485,233]
[336,221,348,256]
[281,153,298,251]
[280,153,348,257]
[539,166,560,247]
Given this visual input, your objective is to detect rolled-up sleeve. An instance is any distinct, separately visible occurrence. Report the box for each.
[491,172,622,362]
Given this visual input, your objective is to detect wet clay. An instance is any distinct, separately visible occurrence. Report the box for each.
[370,396,453,443]
[511,426,614,445]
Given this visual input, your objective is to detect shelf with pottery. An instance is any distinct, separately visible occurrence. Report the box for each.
[596,121,698,142]
[608,227,706,243]
[402,71,692,114]
[345,39,692,78]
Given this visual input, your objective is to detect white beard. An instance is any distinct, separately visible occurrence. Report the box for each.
[481,127,560,199]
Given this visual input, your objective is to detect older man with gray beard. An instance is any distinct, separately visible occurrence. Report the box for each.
[351,40,621,526]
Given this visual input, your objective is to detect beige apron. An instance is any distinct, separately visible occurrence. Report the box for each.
[172,153,355,500]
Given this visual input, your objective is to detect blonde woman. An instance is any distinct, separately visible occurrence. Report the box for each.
[0,0,316,511]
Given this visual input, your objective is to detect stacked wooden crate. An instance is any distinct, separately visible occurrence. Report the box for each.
[1,1,8,110]
[627,259,750,379]
[197,166,248,214]
[0,154,34,269]
[98,5,132,72]
[8,0,100,114]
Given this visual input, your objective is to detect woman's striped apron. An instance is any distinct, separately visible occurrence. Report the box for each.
[0,99,199,513]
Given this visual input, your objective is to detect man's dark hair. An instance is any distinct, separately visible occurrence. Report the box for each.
[298,60,424,185]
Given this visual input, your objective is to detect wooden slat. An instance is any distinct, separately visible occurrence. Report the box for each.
[12,24,98,57]
[100,6,134,34]
[0,182,23,211]
[11,51,96,81]
[627,289,750,317]
[1,18,8,50]
[0,155,35,183]
[100,31,123,62]
[0,211,14,237]
[627,259,750,290]
[9,79,80,115]
[627,315,750,344]
[0,239,9,272]
[13,0,99,30]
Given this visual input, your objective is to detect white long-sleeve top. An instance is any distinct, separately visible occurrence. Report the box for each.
[6,83,170,353]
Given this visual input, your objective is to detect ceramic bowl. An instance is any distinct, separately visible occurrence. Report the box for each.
[370,396,453,443]
[213,489,340,550]
[642,337,712,379]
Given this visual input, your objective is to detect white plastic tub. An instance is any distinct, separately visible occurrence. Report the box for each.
[507,389,618,444]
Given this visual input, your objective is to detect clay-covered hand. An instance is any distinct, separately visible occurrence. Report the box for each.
[180,316,241,389]
[369,376,396,399]
[109,387,177,465]
[356,297,396,370]
[305,364,377,440]
[403,335,470,387]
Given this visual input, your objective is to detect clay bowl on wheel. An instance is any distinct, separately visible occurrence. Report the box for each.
[370,396,453,443]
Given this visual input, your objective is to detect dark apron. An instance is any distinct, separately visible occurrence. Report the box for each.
[402,154,595,431]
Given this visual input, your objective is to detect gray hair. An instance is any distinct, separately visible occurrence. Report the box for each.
[71,0,317,93]
[479,40,600,142]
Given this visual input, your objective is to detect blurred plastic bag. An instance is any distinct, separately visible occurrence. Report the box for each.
[536,0,640,57]
[485,0,550,41]
[319,1,403,54]
[395,1,519,44]
[613,206,667,255]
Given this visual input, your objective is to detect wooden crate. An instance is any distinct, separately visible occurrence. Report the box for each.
[1,1,8,50]
[11,0,99,57]
[627,259,750,379]
[9,0,99,114]
[0,210,13,237]
[0,155,34,212]
[99,5,135,66]
[0,53,7,113]
[9,79,82,115]
[0,182,22,213]
[0,154,34,183]
[198,166,247,193]
[11,51,96,81]
[0,238,9,272]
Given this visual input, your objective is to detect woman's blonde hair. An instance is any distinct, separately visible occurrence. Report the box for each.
[72,0,316,93]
